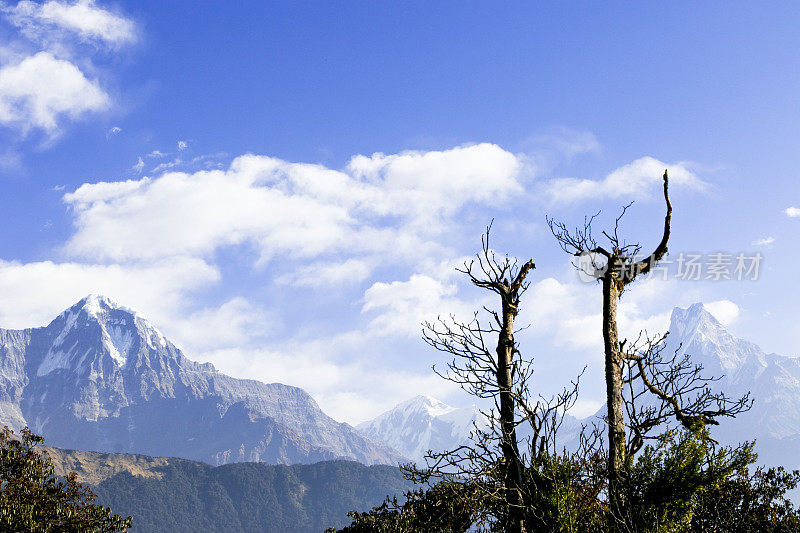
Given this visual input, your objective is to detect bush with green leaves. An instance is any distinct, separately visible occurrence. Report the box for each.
[333,429,800,532]
[0,426,131,532]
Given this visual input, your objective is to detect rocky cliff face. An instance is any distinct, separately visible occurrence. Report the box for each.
[0,295,402,466]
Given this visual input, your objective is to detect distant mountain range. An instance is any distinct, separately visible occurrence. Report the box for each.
[45,447,410,533]
[1,296,796,475]
[361,304,800,473]
[0,295,401,466]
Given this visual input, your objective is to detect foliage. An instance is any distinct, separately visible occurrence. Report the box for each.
[334,428,800,532]
[0,426,131,532]
[330,480,483,533]
[619,429,754,532]
[93,458,412,533]
[691,463,800,532]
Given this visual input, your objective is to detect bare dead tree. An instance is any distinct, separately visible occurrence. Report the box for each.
[547,170,750,529]
[621,332,751,460]
[407,224,582,533]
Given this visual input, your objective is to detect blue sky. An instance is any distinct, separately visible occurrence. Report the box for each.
[0,1,799,423]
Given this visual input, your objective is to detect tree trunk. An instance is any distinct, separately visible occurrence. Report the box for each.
[603,275,626,525]
[497,298,526,533]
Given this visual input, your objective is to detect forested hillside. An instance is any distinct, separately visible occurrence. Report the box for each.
[91,459,412,533]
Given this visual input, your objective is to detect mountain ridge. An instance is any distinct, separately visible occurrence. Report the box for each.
[361,303,800,474]
[0,295,403,466]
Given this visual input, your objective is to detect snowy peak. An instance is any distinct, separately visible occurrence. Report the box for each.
[0,297,402,466]
[358,396,487,462]
[37,295,167,376]
[396,395,457,418]
[669,303,722,339]
[668,303,767,383]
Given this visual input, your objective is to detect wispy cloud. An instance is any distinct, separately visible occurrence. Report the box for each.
[752,236,775,246]
[3,0,137,48]
[151,157,181,173]
[785,207,800,218]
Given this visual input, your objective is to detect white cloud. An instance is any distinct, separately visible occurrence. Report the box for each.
[0,51,109,133]
[62,144,524,266]
[518,274,684,354]
[4,0,136,47]
[164,297,275,353]
[27,143,720,423]
[785,207,800,218]
[0,147,20,170]
[152,157,181,173]
[361,273,483,337]
[704,300,739,326]
[348,143,521,226]
[545,157,707,203]
[752,236,775,246]
[520,128,602,170]
[131,156,144,173]
[0,257,218,329]
[276,258,373,288]
[177,140,188,151]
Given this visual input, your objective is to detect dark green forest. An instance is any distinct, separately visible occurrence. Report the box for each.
[91,459,412,533]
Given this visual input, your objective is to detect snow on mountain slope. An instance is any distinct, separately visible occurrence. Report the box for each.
[0,295,402,466]
[665,303,800,440]
[357,395,488,462]
[591,303,800,469]
[363,303,800,474]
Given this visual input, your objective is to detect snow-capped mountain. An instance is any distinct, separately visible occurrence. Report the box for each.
[357,395,488,462]
[0,295,402,466]
[361,304,800,473]
[663,303,800,467]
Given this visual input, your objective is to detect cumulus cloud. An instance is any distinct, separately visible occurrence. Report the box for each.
[0,51,109,133]
[3,0,137,47]
[545,157,706,203]
[704,299,739,326]
[62,144,524,266]
[785,207,800,217]
[33,143,718,422]
[361,273,486,337]
[348,143,521,226]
